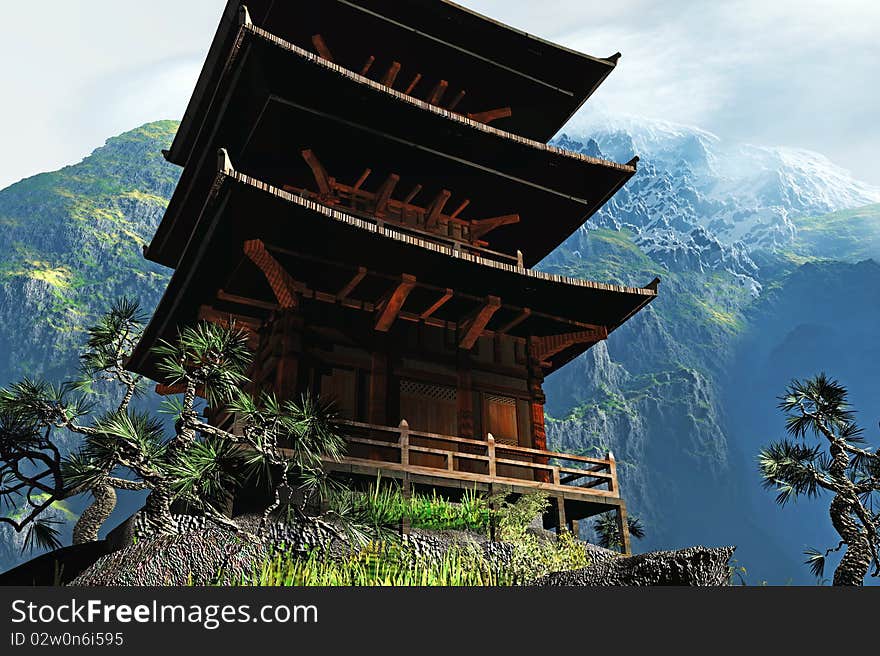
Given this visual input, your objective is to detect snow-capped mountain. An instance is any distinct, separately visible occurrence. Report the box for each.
[553,113,880,269]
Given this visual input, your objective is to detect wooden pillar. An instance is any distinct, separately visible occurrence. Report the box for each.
[274,311,303,401]
[457,351,474,438]
[369,333,389,425]
[556,496,567,535]
[616,502,632,555]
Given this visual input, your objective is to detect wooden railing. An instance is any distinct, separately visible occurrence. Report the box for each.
[324,419,620,499]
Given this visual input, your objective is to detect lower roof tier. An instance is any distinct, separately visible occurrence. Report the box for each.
[146,26,635,269]
[128,167,658,381]
[169,0,619,164]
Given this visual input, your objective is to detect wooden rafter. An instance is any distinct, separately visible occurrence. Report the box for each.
[360,55,375,76]
[375,274,417,332]
[449,199,470,220]
[337,266,367,301]
[447,90,466,111]
[530,327,608,363]
[198,305,260,333]
[311,34,334,62]
[380,62,402,88]
[468,107,513,125]
[459,296,501,349]
[353,169,372,191]
[373,174,400,217]
[420,288,454,320]
[403,184,423,204]
[471,214,520,240]
[243,240,300,309]
[497,307,531,335]
[301,149,333,197]
[404,73,422,95]
[425,190,452,229]
[428,80,449,105]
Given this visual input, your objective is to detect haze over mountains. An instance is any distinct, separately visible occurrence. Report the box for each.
[2,114,878,583]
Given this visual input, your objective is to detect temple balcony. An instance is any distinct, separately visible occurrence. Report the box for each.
[312,419,631,552]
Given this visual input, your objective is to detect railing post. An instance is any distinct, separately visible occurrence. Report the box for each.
[487,433,496,479]
[607,450,618,496]
[399,419,411,536]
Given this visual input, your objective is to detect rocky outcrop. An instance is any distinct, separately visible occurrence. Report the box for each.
[535,546,735,586]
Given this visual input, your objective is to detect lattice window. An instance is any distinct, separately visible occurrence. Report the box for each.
[400,380,457,402]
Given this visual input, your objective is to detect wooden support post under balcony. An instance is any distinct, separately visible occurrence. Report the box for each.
[425,190,452,229]
[243,240,300,309]
[311,34,334,62]
[459,295,501,349]
[301,149,333,197]
[375,274,417,332]
[468,107,513,125]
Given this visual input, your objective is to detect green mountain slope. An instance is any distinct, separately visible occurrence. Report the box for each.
[788,203,880,263]
[0,121,178,385]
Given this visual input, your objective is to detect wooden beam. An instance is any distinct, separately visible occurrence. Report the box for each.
[301,149,332,197]
[428,80,448,105]
[470,214,520,240]
[216,289,279,312]
[380,62,402,88]
[404,73,422,95]
[497,307,531,335]
[198,305,261,332]
[447,90,466,112]
[459,296,501,349]
[468,107,513,124]
[337,266,367,301]
[373,174,400,217]
[243,240,300,309]
[403,184,423,204]
[425,190,452,229]
[352,168,372,191]
[449,199,470,220]
[360,55,376,76]
[420,288,453,320]
[311,34,334,62]
[375,274,417,332]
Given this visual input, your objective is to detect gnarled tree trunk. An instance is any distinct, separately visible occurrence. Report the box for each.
[72,483,117,544]
[830,495,872,586]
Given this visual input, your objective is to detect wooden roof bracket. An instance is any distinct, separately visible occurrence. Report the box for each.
[337,266,368,301]
[311,34,335,63]
[529,326,609,364]
[459,295,501,349]
[470,214,520,240]
[243,239,301,309]
[375,274,417,332]
[420,288,454,320]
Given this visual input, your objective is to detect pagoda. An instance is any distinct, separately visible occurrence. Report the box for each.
[129,0,658,553]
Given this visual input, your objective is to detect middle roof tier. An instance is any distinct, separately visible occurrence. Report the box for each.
[147,24,636,270]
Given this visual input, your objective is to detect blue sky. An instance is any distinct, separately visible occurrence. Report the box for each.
[1,0,878,188]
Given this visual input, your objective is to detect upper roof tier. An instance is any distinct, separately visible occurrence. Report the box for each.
[145,25,636,269]
[167,0,621,167]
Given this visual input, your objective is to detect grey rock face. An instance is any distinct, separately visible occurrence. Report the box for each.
[534,546,735,586]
